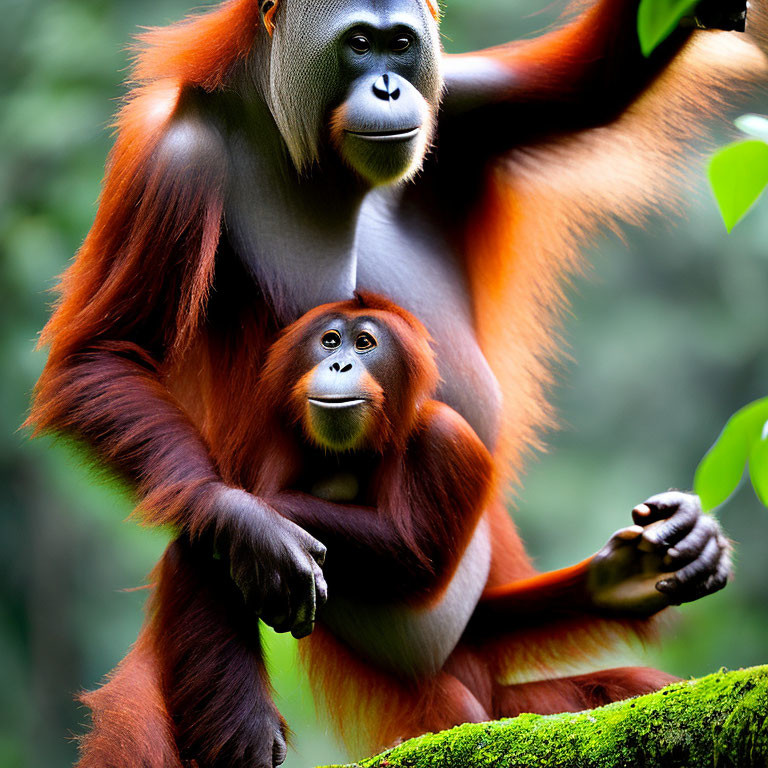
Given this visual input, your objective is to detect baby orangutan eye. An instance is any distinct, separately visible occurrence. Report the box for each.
[321,330,342,349]
[354,331,377,352]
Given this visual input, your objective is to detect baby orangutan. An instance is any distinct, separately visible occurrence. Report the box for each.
[79,293,730,766]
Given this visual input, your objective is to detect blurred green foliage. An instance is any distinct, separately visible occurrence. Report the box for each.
[0,1,766,767]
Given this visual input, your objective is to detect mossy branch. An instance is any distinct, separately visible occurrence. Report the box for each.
[321,665,768,768]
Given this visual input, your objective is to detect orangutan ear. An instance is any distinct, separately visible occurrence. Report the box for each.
[261,0,278,37]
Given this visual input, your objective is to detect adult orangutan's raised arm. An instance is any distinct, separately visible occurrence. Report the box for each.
[440,0,747,148]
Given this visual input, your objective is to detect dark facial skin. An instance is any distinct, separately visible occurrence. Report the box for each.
[294,313,404,450]
[262,0,442,183]
[332,4,438,183]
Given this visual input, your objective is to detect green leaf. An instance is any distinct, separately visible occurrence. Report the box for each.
[637,0,698,57]
[749,431,768,506]
[694,398,768,511]
[708,141,768,233]
[695,418,749,512]
[734,113,768,143]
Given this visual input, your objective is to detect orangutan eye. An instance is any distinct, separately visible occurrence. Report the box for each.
[391,35,413,53]
[321,330,342,349]
[354,331,377,352]
[349,34,371,54]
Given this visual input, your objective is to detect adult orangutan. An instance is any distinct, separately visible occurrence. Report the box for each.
[27,0,764,765]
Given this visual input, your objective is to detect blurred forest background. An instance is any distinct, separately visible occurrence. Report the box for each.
[1,0,767,766]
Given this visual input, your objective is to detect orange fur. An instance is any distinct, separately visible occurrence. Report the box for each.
[25,0,768,763]
[76,628,182,768]
[329,103,349,157]
[251,294,487,583]
[300,625,493,754]
[302,494,667,755]
[463,29,767,484]
[263,2,278,37]
[133,0,261,90]
[259,295,439,458]
[425,0,441,21]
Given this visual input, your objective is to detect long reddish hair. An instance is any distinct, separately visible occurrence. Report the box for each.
[214,293,440,495]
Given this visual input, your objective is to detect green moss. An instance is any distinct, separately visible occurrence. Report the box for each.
[320,665,768,768]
